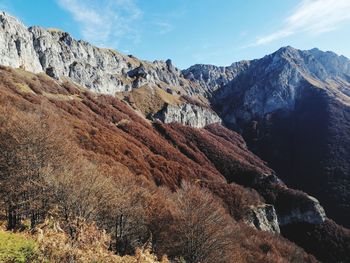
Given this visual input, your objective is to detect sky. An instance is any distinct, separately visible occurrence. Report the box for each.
[1,0,350,69]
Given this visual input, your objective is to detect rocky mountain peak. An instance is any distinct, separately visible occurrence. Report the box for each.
[0,11,23,29]
[182,60,250,95]
[266,46,350,81]
[0,12,203,96]
[182,46,350,230]
[182,46,350,127]
[275,45,299,55]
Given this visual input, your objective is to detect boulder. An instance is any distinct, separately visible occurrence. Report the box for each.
[244,205,280,234]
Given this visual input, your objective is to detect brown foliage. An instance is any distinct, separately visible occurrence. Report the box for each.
[0,67,271,194]
[35,219,167,263]
[154,182,318,263]
[168,182,236,263]
[0,102,74,229]
[200,181,263,220]
[0,67,329,262]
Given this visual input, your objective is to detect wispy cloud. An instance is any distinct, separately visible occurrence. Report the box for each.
[57,0,142,48]
[154,21,174,35]
[252,0,350,46]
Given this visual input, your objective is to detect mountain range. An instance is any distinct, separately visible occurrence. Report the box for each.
[1,11,350,262]
[187,46,350,228]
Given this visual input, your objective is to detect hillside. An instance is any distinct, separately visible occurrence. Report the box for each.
[0,64,349,262]
[0,11,350,262]
[0,66,323,262]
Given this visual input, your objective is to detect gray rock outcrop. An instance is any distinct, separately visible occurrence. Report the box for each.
[156,103,221,128]
[0,12,42,73]
[184,46,350,126]
[182,61,250,96]
[0,12,205,97]
[278,195,326,226]
[0,12,222,129]
[244,204,280,234]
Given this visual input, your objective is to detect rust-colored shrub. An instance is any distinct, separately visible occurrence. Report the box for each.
[0,67,341,262]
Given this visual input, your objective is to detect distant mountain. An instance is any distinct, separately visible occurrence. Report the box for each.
[184,46,350,228]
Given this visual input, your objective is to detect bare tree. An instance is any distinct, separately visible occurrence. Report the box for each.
[44,160,153,256]
[170,182,236,263]
[102,174,151,255]
[43,160,116,237]
[0,105,71,229]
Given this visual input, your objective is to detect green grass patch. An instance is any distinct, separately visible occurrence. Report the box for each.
[0,230,38,262]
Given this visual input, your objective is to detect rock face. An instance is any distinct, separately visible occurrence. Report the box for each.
[244,205,280,234]
[0,12,42,73]
[185,46,350,127]
[278,196,326,226]
[182,61,250,96]
[156,103,221,128]
[244,196,326,233]
[0,12,223,129]
[0,12,203,96]
[184,46,350,227]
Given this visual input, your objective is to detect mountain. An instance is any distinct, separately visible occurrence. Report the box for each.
[184,46,350,228]
[0,11,220,128]
[0,64,327,263]
[1,11,350,262]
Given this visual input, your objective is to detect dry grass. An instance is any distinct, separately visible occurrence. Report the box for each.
[156,87,181,105]
[42,91,81,101]
[118,85,182,117]
[47,28,64,33]
[14,82,34,94]
[0,221,168,263]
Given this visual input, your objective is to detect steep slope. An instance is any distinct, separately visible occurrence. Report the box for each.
[0,67,329,224]
[3,65,350,262]
[185,46,350,228]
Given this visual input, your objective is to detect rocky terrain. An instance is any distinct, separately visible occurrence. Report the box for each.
[0,12,218,127]
[0,66,327,262]
[185,46,350,228]
[1,11,350,262]
[0,12,196,95]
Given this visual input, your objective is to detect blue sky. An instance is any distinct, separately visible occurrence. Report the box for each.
[1,0,350,69]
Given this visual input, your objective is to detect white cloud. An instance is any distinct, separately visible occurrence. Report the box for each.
[57,0,142,48]
[253,0,350,46]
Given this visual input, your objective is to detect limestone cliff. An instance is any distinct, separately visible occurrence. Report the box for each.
[156,103,221,128]
[0,11,216,127]
[0,12,203,97]
[244,205,280,234]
